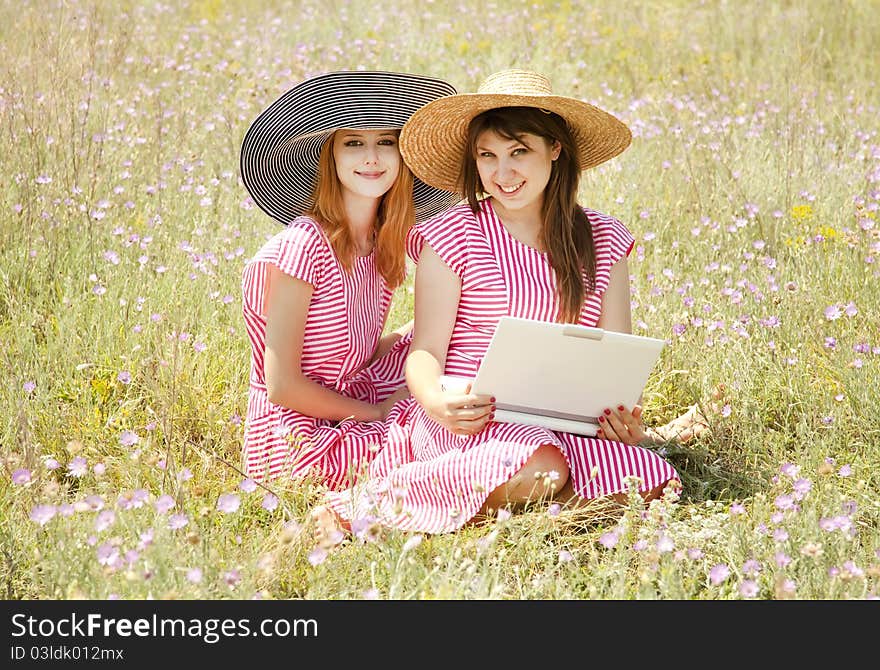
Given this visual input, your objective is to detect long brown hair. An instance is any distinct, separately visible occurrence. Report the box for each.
[306,131,415,289]
[461,107,596,323]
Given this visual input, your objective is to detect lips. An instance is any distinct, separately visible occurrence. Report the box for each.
[355,171,386,179]
[496,181,524,195]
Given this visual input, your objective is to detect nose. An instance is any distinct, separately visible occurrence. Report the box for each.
[495,155,515,181]
[363,143,379,165]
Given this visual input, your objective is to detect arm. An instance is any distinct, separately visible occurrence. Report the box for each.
[263,265,386,422]
[592,257,651,443]
[405,246,493,435]
[595,256,632,334]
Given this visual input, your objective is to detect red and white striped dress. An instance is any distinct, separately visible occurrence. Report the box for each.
[324,200,679,533]
[241,216,410,486]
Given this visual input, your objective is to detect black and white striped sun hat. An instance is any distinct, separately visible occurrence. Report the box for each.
[240,70,460,225]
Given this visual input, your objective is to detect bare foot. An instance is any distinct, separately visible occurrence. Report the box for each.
[649,404,710,443]
[309,505,347,549]
[649,384,728,443]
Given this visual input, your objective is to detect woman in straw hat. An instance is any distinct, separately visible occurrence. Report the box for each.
[239,70,459,485]
[313,69,706,539]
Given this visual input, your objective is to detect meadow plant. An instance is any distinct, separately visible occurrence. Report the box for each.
[1,0,878,600]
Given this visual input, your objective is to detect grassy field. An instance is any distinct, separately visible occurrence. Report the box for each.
[1,0,878,600]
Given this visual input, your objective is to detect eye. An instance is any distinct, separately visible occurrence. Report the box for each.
[511,147,528,156]
[343,140,363,147]
[377,138,397,146]
[477,151,495,158]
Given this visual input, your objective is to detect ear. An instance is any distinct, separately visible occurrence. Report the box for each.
[550,139,562,161]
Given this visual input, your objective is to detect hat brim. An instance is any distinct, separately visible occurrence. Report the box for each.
[399,93,632,193]
[240,71,461,225]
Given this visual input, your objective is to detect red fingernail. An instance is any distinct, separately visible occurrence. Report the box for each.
[597,430,604,437]
[490,397,496,403]
[603,408,611,415]
[489,413,495,421]
[618,405,625,411]
[598,416,605,422]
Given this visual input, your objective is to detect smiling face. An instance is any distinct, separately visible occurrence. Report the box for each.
[473,129,561,217]
[331,129,402,202]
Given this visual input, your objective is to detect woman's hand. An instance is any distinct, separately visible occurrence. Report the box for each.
[596,404,654,446]
[423,385,495,437]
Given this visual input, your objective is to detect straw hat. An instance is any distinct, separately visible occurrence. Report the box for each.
[240,70,460,225]
[399,69,632,192]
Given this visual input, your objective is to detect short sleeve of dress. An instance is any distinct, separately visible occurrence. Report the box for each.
[587,208,635,268]
[273,217,329,287]
[406,205,470,277]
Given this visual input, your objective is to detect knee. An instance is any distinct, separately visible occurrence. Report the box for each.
[532,444,569,479]
[514,444,569,494]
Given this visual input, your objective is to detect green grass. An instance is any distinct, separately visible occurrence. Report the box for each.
[1,0,878,600]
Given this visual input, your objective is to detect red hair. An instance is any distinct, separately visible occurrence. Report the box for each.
[306,132,415,289]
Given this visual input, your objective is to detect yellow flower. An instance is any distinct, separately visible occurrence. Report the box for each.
[817,225,838,239]
[790,204,814,222]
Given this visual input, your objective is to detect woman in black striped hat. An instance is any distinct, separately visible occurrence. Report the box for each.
[239,71,458,488]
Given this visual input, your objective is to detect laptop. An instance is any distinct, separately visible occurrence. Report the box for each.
[440,316,665,436]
